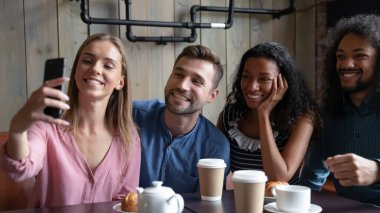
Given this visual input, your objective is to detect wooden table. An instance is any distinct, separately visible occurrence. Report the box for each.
[1,190,378,213]
[0,201,193,213]
[182,190,380,213]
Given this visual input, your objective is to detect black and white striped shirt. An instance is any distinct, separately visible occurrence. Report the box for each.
[221,104,300,184]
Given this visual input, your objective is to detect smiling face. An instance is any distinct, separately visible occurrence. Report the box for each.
[74,40,125,101]
[240,57,280,110]
[336,33,378,95]
[164,56,218,115]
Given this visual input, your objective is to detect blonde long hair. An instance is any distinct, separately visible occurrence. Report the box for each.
[62,33,135,159]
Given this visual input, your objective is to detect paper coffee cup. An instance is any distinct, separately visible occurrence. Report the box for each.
[232,170,267,213]
[197,158,226,201]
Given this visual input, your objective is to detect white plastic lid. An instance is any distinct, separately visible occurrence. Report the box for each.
[197,158,226,168]
[231,170,268,183]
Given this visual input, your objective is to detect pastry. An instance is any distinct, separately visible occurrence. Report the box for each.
[121,192,138,212]
[265,181,289,197]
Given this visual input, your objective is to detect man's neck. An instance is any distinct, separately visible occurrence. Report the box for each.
[163,109,200,138]
[348,86,376,107]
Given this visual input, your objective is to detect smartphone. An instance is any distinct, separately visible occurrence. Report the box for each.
[43,58,66,118]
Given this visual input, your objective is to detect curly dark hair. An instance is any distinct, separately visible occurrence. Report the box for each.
[323,14,380,116]
[227,42,321,135]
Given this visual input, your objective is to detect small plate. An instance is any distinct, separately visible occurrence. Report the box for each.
[264,202,322,213]
[112,203,136,213]
[265,196,276,203]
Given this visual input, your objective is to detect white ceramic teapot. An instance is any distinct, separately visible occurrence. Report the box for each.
[137,181,184,213]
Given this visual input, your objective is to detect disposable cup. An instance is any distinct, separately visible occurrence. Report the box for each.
[197,158,226,201]
[231,170,267,213]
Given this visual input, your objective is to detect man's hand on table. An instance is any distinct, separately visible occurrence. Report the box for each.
[325,153,380,186]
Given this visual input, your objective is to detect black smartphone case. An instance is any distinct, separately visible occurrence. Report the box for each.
[43,58,66,118]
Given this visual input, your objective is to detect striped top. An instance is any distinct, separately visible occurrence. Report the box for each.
[221,104,300,184]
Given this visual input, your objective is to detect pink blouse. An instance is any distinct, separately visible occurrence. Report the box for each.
[1,121,141,207]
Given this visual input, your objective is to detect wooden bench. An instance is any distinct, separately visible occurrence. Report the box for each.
[0,132,34,210]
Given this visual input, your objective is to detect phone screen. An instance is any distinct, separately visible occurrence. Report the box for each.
[43,58,66,118]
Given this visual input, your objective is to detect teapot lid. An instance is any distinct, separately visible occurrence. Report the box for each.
[143,181,175,195]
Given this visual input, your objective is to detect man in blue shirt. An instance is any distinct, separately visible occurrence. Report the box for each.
[300,14,380,206]
[133,45,230,193]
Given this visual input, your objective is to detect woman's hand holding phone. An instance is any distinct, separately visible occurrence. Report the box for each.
[9,58,71,134]
[9,77,70,134]
[43,58,67,118]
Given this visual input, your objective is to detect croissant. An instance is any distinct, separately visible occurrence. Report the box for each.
[265,181,289,197]
[121,192,138,212]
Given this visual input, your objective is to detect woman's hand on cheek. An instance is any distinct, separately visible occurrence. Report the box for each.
[257,74,288,117]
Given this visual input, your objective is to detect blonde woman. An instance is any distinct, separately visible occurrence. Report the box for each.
[2,34,140,207]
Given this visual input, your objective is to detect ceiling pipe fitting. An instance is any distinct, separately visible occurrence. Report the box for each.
[78,0,295,44]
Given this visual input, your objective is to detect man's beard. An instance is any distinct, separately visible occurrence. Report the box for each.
[164,91,199,115]
[339,69,377,94]
[341,80,374,94]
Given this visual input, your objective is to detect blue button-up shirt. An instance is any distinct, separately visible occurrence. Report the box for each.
[300,91,380,206]
[133,100,230,193]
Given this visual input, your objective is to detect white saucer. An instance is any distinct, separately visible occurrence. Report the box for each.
[265,196,276,203]
[112,203,136,213]
[264,202,322,213]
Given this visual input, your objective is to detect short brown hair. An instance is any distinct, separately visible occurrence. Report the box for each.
[175,45,223,89]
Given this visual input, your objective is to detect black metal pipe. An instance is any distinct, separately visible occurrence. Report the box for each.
[81,0,235,29]
[80,0,91,24]
[127,35,197,45]
[125,0,135,42]
[273,0,296,19]
[198,7,289,14]
[82,0,190,27]
[125,0,198,44]
[124,0,234,43]
[226,0,234,29]
[81,0,296,27]
[195,0,295,19]
[80,0,295,44]
[190,1,235,29]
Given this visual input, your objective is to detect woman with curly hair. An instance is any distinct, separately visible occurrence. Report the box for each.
[217,42,321,184]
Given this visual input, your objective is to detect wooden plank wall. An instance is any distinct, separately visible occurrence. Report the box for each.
[0,0,27,132]
[0,0,315,131]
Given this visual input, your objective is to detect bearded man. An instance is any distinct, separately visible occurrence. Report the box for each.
[300,14,380,206]
[132,45,230,193]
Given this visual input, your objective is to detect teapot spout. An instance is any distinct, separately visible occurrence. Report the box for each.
[167,194,184,213]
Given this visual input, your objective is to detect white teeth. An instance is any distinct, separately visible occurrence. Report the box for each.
[342,73,357,78]
[247,94,262,99]
[85,79,102,85]
[172,92,189,101]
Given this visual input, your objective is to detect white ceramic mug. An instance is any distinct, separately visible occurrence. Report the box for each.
[271,185,311,212]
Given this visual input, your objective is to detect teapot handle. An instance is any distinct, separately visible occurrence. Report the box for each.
[168,194,184,213]
[136,187,144,195]
[271,186,277,197]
